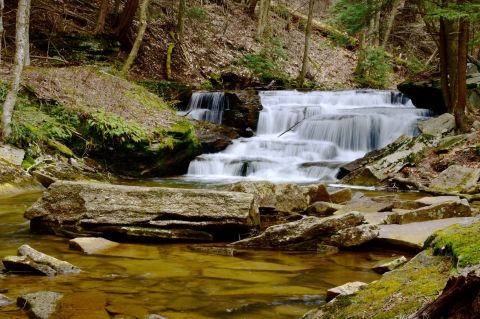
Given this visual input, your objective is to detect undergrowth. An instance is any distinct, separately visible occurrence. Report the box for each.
[355,47,392,88]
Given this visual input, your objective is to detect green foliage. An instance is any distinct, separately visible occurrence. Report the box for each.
[403,55,431,76]
[354,47,392,88]
[186,6,207,21]
[330,0,373,35]
[271,4,291,20]
[85,111,149,145]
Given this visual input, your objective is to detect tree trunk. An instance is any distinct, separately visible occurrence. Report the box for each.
[177,0,186,42]
[0,0,4,63]
[2,0,31,141]
[454,10,469,132]
[120,0,149,75]
[24,0,30,66]
[298,0,315,87]
[382,0,405,47]
[95,0,110,34]
[247,0,258,16]
[114,0,139,38]
[256,0,270,39]
[439,17,451,112]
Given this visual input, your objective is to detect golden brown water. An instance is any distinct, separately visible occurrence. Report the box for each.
[0,191,411,319]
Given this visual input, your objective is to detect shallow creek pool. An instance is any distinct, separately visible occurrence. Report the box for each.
[0,191,414,319]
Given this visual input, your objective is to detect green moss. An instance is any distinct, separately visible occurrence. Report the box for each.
[426,222,480,268]
[314,251,452,319]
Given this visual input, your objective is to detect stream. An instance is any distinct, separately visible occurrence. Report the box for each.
[0,191,414,319]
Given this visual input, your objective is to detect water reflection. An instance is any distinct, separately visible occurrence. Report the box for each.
[0,192,409,318]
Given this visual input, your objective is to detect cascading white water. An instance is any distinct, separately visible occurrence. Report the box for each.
[182,92,227,124]
[186,90,432,183]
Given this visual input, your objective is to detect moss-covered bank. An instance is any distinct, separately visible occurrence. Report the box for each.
[304,220,480,319]
[1,67,200,177]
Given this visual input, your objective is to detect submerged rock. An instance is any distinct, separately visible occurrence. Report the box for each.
[69,237,119,255]
[372,256,408,274]
[325,281,367,302]
[25,181,260,241]
[17,291,64,319]
[0,294,14,307]
[2,244,80,276]
[231,212,375,250]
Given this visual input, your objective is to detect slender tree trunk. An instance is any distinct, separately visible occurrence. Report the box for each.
[439,17,452,112]
[120,0,149,75]
[95,0,110,34]
[114,0,139,37]
[373,9,380,46]
[24,0,30,66]
[298,0,315,87]
[177,0,186,42]
[2,0,31,141]
[454,10,469,131]
[247,0,258,16]
[256,0,270,39]
[0,0,4,63]
[382,0,405,47]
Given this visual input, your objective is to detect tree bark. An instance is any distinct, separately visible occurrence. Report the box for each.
[95,0,110,34]
[439,16,452,112]
[114,0,139,39]
[256,0,271,39]
[177,0,186,42]
[298,0,315,87]
[2,0,31,141]
[24,0,30,66]
[247,0,258,16]
[0,0,4,63]
[120,0,149,75]
[454,8,469,132]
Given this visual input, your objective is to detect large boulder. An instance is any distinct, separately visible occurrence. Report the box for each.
[25,181,260,241]
[192,121,239,154]
[231,212,376,250]
[0,157,44,195]
[222,90,262,137]
[230,181,310,213]
[417,113,455,136]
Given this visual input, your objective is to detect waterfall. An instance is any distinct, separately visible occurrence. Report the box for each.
[186,90,432,183]
[183,92,228,124]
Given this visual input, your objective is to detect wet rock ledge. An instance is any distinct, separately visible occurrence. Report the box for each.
[24,181,260,242]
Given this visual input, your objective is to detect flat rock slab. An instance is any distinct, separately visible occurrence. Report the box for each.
[385,199,472,224]
[17,291,64,319]
[3,244,80,276]
[418,113,455,136]
[25,181,260,241]
[415,196,461,206]
[429,165,480,193]
[377,217,477,249]
[69,237,119,255]
[326,281,367,302]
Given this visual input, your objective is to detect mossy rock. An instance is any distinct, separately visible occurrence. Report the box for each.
[305,250,452,319]
[0,159,44,195]
[426,221,480,269]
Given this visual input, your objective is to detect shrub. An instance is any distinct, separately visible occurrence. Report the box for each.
[186,6,207,21]
[354,47,392,88]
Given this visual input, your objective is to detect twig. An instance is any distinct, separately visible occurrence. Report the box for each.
[31,55,68,63]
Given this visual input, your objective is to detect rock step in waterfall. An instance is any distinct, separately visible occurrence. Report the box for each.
[184,90,432,183]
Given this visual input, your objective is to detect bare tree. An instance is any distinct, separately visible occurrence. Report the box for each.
[298,0,315,87]
[121,0,149,75]
[2,0,31,141]
[256,0,271,39]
